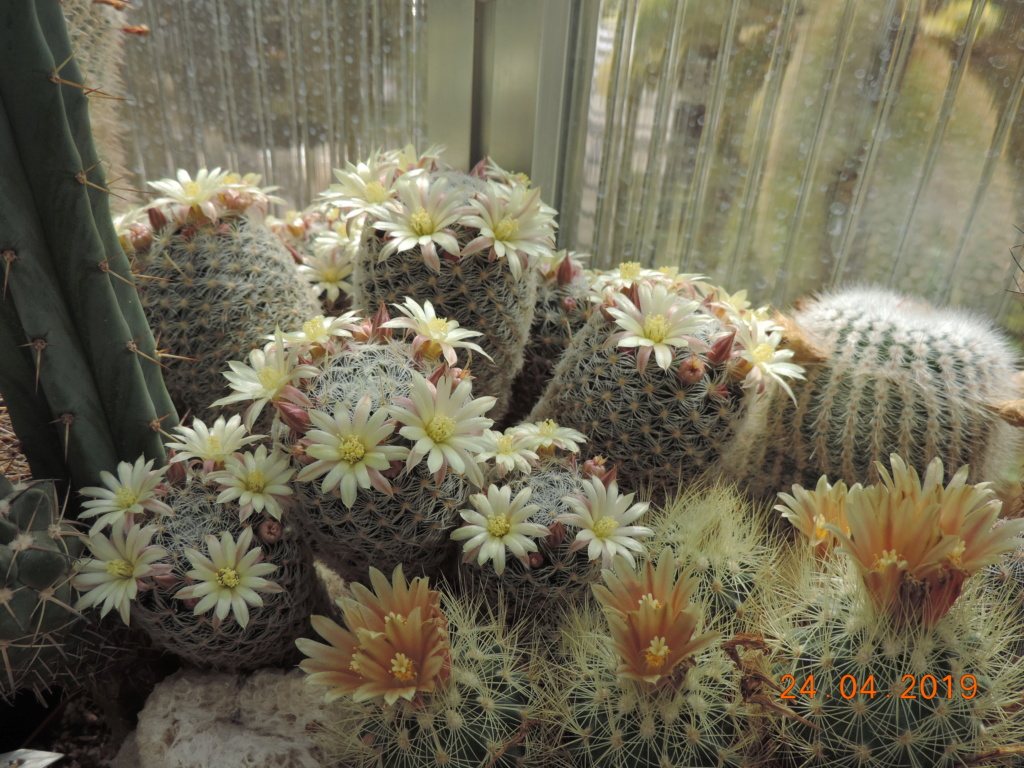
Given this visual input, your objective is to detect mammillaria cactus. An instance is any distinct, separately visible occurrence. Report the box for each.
[551,556,752,768]
[531,272,803,491]
[116,169,321,417]
[728,286,1022,498]
[298,566,536,768]
[327,148,557,421]
[767,455,1024,766]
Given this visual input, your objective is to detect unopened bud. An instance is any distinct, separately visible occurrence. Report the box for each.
[381,459,404,479]
[561,296,578,312]
[164,459,188,487]
[257,518,284,544]
[147,206,168,231]
[275,401,312,434]
[556,253,582,285]
[581,455,608,480]
[677,355,705,385]
[545,521,566,548]
[706,331,737,367]
[528,552,545,569]
[599,465,618,489]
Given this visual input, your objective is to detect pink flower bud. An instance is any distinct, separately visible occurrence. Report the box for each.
[545,521,566,548]
[147,206,168,231]
[556,254,582,285]
[257,518,284,544]
[706,331,737,367]
[561,296,578,312]
[677,355,705,385]
[528,552,545,569]
[274,401,312,434]
[164,459,188,487]
[582,455,609,480]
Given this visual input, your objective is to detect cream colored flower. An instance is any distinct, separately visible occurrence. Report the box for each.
[387,372,495,486]
[775,475,850,556]
[375,175,467,271]
[461,182,557,281]
[324,151,399,220]
[165,414,261,473]
[273,313,359,357]
[148,167,231,222]
[382,297,490,366]
[606,282,709,373]
[558,477,653,568]
[450,485,549,575]
[507,419,587,454]
[296,395,409,507]
[734,317,805,401]
[79,456,173,535]
[298,233,355,303]
[174,528,283,629]
[209,445,295,522]
[475,429,539,477]
[212,329,318,430]
[73,522,171,625]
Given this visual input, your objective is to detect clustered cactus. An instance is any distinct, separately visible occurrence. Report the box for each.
[3,120,1024,768]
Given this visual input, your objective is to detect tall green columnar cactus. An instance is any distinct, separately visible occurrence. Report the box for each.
[0,0,176,493]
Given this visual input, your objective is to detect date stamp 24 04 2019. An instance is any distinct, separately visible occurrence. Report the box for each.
[779,674,979,700]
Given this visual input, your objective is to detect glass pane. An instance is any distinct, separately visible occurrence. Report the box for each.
[559,0,1024,328]
[120,0,426,209]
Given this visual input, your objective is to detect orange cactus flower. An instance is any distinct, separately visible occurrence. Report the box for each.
[775,475,850,557]
[592,556,719,686]
[296,565,451,706]
[828,455,1024,626]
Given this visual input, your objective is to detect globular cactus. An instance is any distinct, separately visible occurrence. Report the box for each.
[530,273,801,492]
[550,556,753,768]
[328,148,557,421]
[130,471,329,671]
[0,478,97,701]
[647,483,775,634]
[116,170,321,418]
[727,286,1022,498]
[766,455,1024,767]
[297,566,537,768]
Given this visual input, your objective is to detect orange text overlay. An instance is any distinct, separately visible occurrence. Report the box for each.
[779,674,978,700]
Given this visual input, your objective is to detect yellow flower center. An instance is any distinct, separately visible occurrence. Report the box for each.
[338,435,366,464]
[494,435,515,453]
[643,314,671,344]
[244,470,267,494]
[114,486,140,511]
[486,514,512,538]
[216,567,241,588]
[426,317,452,336]
[873,549,905,571]
[205,435,223,457]
[638,593,662,610]
[644,637,670,670]
[385,611,407,624]
[182,180,202,200]
[256,366,285,391]
[320,267,344,283]
[302,316,329,342]
[592,517,619,539]
[391,653,416,682]
[618,262,643,281]
[947,539,966,567]
[751,342,776,365]
[410,207,434,236]
[364,181,388,203]
[537,419,558,438]
[106,559,134,579]
[349,657,363,677]
[813,513,830,544]
[493,217,519,241]
[426,414,457,443]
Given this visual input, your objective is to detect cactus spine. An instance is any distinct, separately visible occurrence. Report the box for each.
[0,0,176,492]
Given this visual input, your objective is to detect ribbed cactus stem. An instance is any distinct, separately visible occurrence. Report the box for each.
[0,0,176,492]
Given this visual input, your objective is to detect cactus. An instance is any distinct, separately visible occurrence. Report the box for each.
[550,557,752,768]
[530,275,795,492]
[503,250,593,426]
[298,567,537,768]
[269,203,355,312]
[647,483,775,634]
[330,149,556,421]
[0,479,97,701]
[0,0,176,493]
[116,170,321,418]
[764,455,1024,766]
[727,286,1022,498]
[131,474,329,671]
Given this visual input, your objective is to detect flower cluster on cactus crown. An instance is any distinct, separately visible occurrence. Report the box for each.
[450,473,654,575]
[779,455,1024,626]
[592,555,719,686]
[296,565,451,706]
[594,273,805,398]
[321,146,558,277]
[144,168,286,225]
